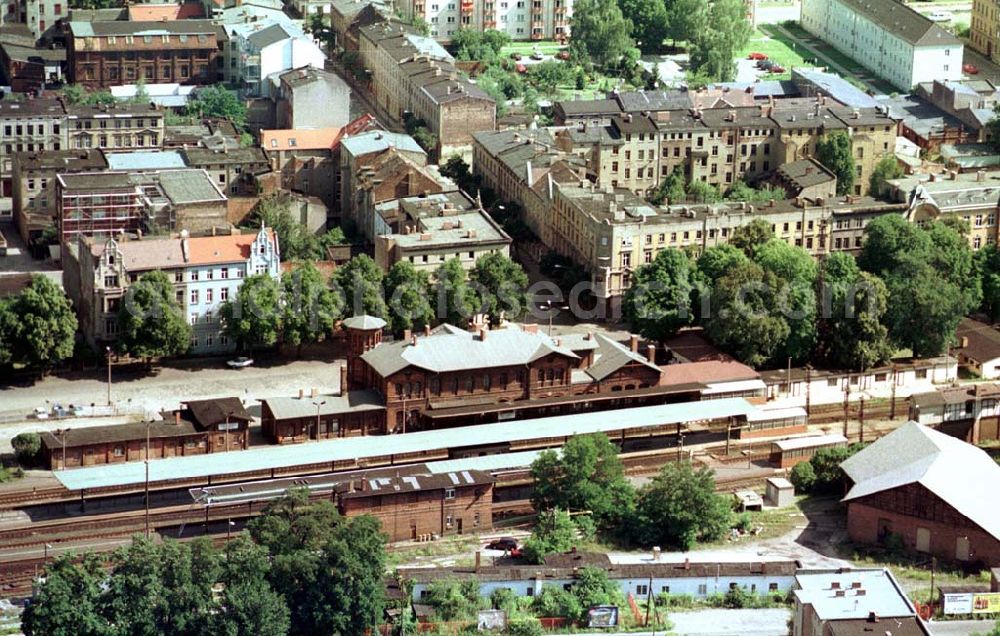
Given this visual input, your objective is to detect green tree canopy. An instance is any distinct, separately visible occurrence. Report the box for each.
[470,252,529,326]
[251,195,332,261]
[623,248,695,341]
[334,254,388,320]
[665,0,707,46]
[978,243,1000,320]
[523,508,577,564]
[649,165,687,205]
[434,257,477,327]
[729,217,775,257]
[3,275,77,370]
[22,553,109,636]
[815,131,856,196]
[632,461,732,550]
[452,29,511,62]
[753,239,818,362]
[868,155,903,198]
[185,85,247,129]
[618,0,669,52]
[530,433,635,530]
[281,262,341,351]
[817,253,893,370]
[220,274,282,351]
[570,0,634,68]
[385,260,434,335]
[117,271,191,361]
[705,260,790,366]
[688,0,751,82]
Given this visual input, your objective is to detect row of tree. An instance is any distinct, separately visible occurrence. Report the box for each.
[23,490,388,636]
[571,0,752,81]
[529,433,733,555]
[623,211,984,369]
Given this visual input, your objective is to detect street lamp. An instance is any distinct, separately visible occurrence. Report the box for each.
[105,346,112,407]
[144,420,151,538]
[312,400,326,440]
[539,299,570,337]
[43,543,51,561]
[58,428,70,471]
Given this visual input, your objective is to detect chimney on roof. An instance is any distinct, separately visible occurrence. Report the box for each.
[652,546,661,561]
[311,387,318,398]
[646,343,656,364]
[298,388,305,399]
[684,558,690,570]
[479,328,487,341]
[950,170,958,180]
[339,364,348,397]
[867,612,878,623]
[629,334,638,352]
[424,324,431,336]
[978,170,987,182]
[175,410,181,425]
[404,328,412,342]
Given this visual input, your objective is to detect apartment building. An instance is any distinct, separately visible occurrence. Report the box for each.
[330,0,392,50]
[24,0,66,39]
[275,66,352,130]
[65,102,166,151]
[800,0,962,90]
[373,190,511,272]
[340,130,427,226]
[216,6,301,84]
[12,149,107,244]
[67,20,221,89]
[55,169,228,244]
[235,22,325,98]
[0,98,66,218]
[181,146,270,196]
[64,228,281,354]
[888,170,1000,250]
[353,149,449,240]
[393,0,571,41]
[972,0,1000,63]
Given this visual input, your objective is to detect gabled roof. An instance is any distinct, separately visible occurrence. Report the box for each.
[585,333,661,381]
[842,422,1000,541]
[247,22,294,48]
[182,397,252,427]
[261,127,342,151]
[361,325,578,376]
[956,317,1000,364]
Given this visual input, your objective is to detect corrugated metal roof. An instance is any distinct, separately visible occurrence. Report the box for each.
[842,422,1000,541]
[54,397,756,490]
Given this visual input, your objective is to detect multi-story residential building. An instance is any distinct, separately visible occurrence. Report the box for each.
[24,0,66,39]
[914,79,1000,143]
[800,0,962,90]
[372,190,511,272]
[216,4,302,83]
[262,127,342,205]
[972,0,1000,63]
[236,22,325,97]
[353,148,449,240]
[0,97,66,218]
[274,66,351,130]
[359,23,450,122]
[65,102,166,151]
[12,148,107,244]
[330,0,391,50]
[393,0,571,42]
[55,169,229,244]
[339,130,427,225]
[64,228,281,354]
[888,170,1000,250]
[66,20,221,89]
[181,146,270,196]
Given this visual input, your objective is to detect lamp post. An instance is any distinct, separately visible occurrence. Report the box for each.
[144,421,150,538]
[43,543,51,561]
[58,428,70,471]
[539,299,570,337]
[312,400,326,440]
[105,346,112,407]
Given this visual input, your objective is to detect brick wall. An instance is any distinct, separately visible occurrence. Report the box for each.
[339,482,493,541]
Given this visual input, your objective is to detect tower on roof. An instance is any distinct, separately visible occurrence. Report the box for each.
[343,315,386,390]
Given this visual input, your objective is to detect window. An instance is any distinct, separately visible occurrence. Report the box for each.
[636,584,649,596]
[445,514,453,527]
[697,584,707,595]
[220,288,229,301]
[113,445,125,457]
[206,289,213,303]
[445,488,456,499]
[190,289,199,304]
[190,270,199,282]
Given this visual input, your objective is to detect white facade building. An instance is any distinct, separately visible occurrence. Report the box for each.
[236,22,326,97]
[800,0,962,90]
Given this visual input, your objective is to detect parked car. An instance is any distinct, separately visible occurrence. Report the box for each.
[964,63,980,75]
[32,407,49,420]
[769,65,786,74]
[486,537,519,552]
[510,52,522,60]
[928,10,953,21]
[227,356,254,369]
[515,63,527,74]
[747,52,768,60]
[757,59,775,70]
[530,51,544,61]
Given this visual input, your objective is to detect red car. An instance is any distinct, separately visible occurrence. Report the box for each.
[769,65,786,73]
[747,52,768,60]
[964,63,979,75]
[515,63,527,74]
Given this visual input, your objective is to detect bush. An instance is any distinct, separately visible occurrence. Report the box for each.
[733,512,753,534]
[490,587,517,614]
[656,593,696,608]
[789,461,816,493]
[531,587,581,620]
[11,432,41,466]
[506,619,544,636]
[884,532,906,557]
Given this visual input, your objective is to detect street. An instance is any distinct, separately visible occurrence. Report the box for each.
[929,620,997,635]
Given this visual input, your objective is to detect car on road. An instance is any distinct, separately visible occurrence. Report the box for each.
[769,65,786,74]
[485,537,519,552]
[530,51,544,61]
[32,407,49,419]
[757,59,775,70]
[227,357,254,369]
[747,52,768,60]
[964,63,980,75]
[928,10,953,21]
[515,63,527,73]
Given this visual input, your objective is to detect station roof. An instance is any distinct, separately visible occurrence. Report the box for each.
[53,397,755,491]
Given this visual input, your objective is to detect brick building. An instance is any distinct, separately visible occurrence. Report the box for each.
[67,20,221,89]
[260,387,387,443]
[842,422,1000,566]
[339,130,427,227]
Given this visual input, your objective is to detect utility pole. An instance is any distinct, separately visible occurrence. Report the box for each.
[312,400,326,440]
[843,381,851,439]
[105,346,112,407]
[805,364,812,416]
[859,397,865,444]
[889,363,898,420]
[144,421,150,538]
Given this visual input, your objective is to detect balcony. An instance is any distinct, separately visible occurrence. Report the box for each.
[461,0,474,13]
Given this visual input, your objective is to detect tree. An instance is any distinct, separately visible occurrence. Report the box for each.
[12,432,41,466]
[868,155,903,198]
[688,0,750,82]
[978,243,1000,320]
[789,461,816,493]
[4,275,77,370]
[452,29,510,62]
[530,433,635,530]
[816,253,892,370]
[335,254,387,320]
[434,258,477,326]
[648,165,686,205]
[523,508,577,564]
[252,195,323,261]
[729,218,775,257]
[571,567,620,615]
[117,271,191,361]
[685,179,722,203]
[815,131,856,196]
[705,260,790,366]
[213,536,289,636]
[988,104,1000,153]
[725,180,786,203]
[696,244,749,285]
[623,248,695,341]
[439,155,478,194]
[385,261,434,335]
[619,0,669,52]
[808,445,861,494]
[665,0,707,47]
[570,0,634,68]
[528,60,575,95]
[185,85,247,129]
[470,252,529,325]
[282,262,341,352]
[22,554,109,636]
[632,461,732,550]
[220,274,282,351]
[753,239,818,362]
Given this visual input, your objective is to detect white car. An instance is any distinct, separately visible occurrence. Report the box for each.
[227,356,254,369]
[928,10,953,22]
[32,407,49,419]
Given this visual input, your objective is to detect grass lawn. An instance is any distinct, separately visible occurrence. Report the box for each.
[500,40,567,56]
[738,27,808,71]
[775,23,867,75]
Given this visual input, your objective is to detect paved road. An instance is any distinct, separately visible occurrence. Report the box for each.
[929,620,997,635]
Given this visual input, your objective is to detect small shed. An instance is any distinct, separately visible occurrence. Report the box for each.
[766,477,795,508]
[734,489,763,512]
